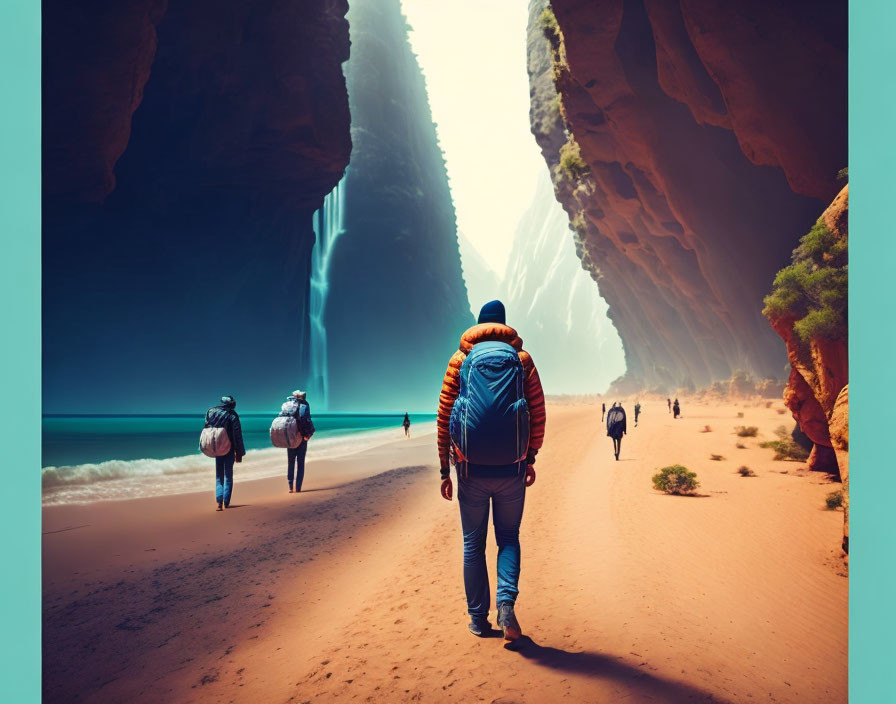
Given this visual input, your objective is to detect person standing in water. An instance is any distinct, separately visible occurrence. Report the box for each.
[606,402,627,460]
[673,398,681,419]
[438,299,546,641]
[402,412,411,437]
[601,401,606,422]
[634,401,641,426]
[285,390,315,493]
[204,396,246,510]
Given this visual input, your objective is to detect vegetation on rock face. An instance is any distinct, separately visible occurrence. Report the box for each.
[539,6,560,43]
[763,216,848,347]
[557,135,588,183]
[652,465,700,495]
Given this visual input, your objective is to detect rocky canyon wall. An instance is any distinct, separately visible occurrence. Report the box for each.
[527,0,846,392]
[322,0,474,411]
[42,0,352,412]
[764,186,849,551]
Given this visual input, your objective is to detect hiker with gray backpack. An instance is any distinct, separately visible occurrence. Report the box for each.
[200,395,246,511]
[270,390,315,493]
[437,299,546,642]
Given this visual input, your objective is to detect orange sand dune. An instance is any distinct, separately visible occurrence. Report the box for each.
[42,400,847,703]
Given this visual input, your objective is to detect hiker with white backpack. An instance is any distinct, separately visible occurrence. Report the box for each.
[270,390,315,493]
[200,395,246,511]
[437,299,546,641]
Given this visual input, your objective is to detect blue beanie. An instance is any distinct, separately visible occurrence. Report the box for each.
[478,299,506,325]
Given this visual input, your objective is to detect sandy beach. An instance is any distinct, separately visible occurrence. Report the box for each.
[43,399,847,703]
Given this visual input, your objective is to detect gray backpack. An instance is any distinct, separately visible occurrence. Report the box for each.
[270,400,303,449]
[199,426,232,457]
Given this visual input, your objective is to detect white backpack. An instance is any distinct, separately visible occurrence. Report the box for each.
[199,426,232,457]
[270,400,303,449]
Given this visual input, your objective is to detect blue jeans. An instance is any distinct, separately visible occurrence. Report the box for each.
[287,443,307,490]
[457,473,526,619]
[215,450,234,507]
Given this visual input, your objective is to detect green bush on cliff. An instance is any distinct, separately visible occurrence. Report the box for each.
[763,217,847,346]
[557,136,588,183]
[539,6,560,41]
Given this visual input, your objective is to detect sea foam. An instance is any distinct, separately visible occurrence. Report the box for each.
[42,423,434,506]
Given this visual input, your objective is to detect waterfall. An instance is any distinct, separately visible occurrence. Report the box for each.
[309,176,347,410]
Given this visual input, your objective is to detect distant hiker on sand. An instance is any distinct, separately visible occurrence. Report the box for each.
[634,401,641,426]
[403,412,411,437]
[606,402,627,460]
[283,390,315,492]
[201,396,246,511]
[438,299,546,642]
[673,398,681,419]
[667,397,672,413]
[601,401,606,422]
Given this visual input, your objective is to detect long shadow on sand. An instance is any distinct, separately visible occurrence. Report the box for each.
[506,636,733,703]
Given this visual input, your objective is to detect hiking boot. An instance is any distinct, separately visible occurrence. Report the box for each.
[496,603,522,641]
[468,616,492,637]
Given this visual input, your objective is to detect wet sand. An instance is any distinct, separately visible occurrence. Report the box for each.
[43,399,847,703]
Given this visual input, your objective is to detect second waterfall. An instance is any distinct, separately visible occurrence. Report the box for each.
[309,176,347,410]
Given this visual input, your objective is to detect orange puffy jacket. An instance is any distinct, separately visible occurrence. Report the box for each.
[437,323,546,476]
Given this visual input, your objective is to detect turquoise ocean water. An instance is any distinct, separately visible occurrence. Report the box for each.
[42,413,434,467]
[42,413,436,505]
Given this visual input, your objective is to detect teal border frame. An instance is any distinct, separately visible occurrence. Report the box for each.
[2,0,895,701]
[850,1,896,701]
[0,0,41,700]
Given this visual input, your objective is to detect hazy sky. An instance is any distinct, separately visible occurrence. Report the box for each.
[400,0,547,278]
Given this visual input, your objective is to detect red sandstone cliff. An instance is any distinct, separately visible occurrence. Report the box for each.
[528,0,846,391]
[766,186,849,551]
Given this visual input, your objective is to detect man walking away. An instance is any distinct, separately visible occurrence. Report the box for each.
[205,396,245,510]
[606,402,627,460]
[403,412,411,437]
[438,299,546,642]
[634,401,641,427]
[601,401,606,422]
[286,390,315,492]
[673,398,681,419]
[667,397,672,413]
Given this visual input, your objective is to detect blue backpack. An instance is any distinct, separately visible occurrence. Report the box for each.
[449,341,530,466]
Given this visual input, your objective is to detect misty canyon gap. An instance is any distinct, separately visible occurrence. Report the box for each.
[527,0,846,392]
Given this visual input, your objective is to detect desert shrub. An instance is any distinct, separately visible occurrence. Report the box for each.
[700,425,712,433]
[759,439,810,461]
[557,136,588,183]
[736,412,744,418]
[776,408,787,414]
[765,401,773,408]
[652,465,700,495]
[759,425,811,461]
[735,426,759,437]
[737,466,756,477]
[736,442,746,449]
[710,454,725,461]
[825,490,844,510]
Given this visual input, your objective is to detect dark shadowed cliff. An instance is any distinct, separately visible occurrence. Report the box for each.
[42,0,351,412]
[323,0,474,411]
[528,0,846,392]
